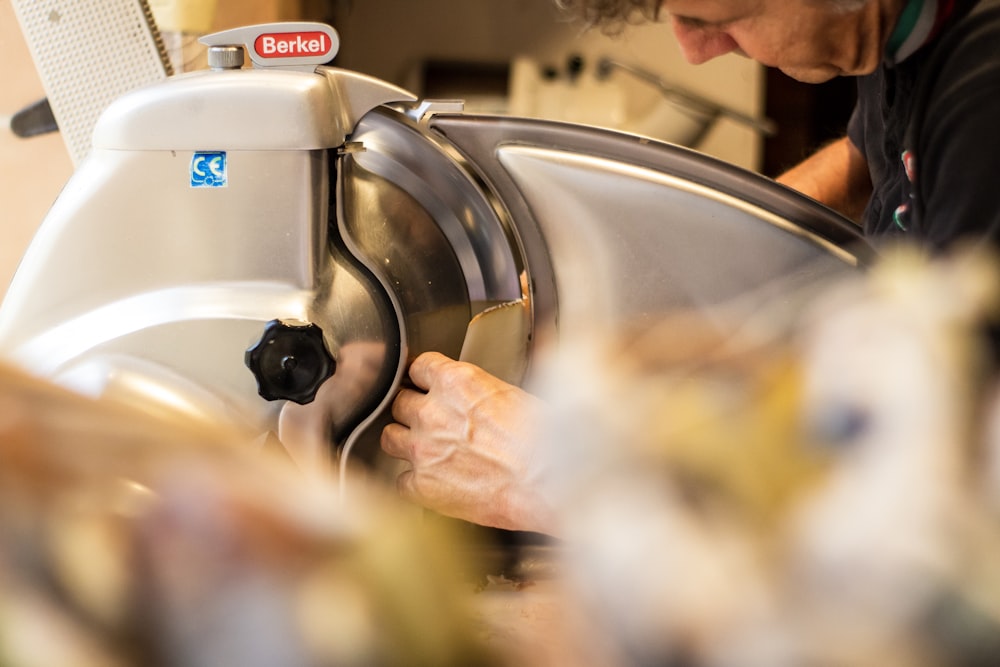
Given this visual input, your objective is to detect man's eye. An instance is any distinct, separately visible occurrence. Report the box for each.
[673,13,740,30]
[674,15,711,29]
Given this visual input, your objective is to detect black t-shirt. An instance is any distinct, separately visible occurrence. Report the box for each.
[848,0,1000,250]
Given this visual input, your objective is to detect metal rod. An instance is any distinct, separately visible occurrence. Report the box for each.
[596,57,778,137]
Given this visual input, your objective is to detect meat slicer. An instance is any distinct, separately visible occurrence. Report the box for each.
[0,22,871,475]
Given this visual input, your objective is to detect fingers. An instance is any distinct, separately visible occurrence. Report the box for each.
[380,421,412,460]
[380,386,427,462]
[390,387,424,425]
[405,351,453,391]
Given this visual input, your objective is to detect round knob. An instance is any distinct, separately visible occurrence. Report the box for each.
[208,45,245,70]
[245,319,335,405]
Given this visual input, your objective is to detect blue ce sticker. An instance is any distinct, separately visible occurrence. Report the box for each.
[190,151,228,188]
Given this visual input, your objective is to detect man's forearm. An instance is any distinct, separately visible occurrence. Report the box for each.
[776,136,872,224]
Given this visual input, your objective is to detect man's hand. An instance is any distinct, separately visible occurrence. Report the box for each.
[381,351,555,534]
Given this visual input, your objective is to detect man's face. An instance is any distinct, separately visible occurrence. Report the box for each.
[660,0,884,83]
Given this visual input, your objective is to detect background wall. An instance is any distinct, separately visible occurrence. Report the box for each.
[0,0,74,302]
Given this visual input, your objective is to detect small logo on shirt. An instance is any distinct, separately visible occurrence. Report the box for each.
[902,150,917,184]
[893,149,917,231]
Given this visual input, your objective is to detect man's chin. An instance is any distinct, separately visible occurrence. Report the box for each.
[778,66,841,84]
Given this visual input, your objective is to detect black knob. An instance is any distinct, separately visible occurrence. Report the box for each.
[245,319,335,405]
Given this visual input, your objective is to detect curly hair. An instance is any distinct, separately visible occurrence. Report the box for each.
[553,0,662,31]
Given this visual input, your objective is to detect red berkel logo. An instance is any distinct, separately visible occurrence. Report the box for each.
[254,31,330,58]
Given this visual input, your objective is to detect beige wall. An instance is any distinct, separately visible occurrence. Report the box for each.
[0,0,74,301]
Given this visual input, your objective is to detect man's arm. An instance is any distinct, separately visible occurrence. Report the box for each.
[776,136,872,224]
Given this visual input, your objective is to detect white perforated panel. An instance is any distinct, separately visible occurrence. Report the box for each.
[12,0,172,165]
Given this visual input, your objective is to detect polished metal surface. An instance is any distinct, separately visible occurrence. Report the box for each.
[92,66,415,151]
[207,45,245,70]
[497,144,855,330]
[326,108,526,466]
[347,108,523,309]
[428,114,872,352]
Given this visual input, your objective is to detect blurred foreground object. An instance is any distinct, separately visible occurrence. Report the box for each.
[533,244,1000,667]
[0,362,498,667]
[8,242,1000,667]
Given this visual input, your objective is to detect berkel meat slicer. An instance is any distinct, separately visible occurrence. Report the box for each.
[0,22,871,475]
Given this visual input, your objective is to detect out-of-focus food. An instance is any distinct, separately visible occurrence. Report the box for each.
[531,244,1000,667]
[0,362,500,667]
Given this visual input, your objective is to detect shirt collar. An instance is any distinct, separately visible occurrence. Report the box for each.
[886,0,957,64]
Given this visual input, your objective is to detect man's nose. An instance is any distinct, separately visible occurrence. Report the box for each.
[671,20,739,64]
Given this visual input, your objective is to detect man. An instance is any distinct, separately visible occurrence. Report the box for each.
[380,0,1000,533]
